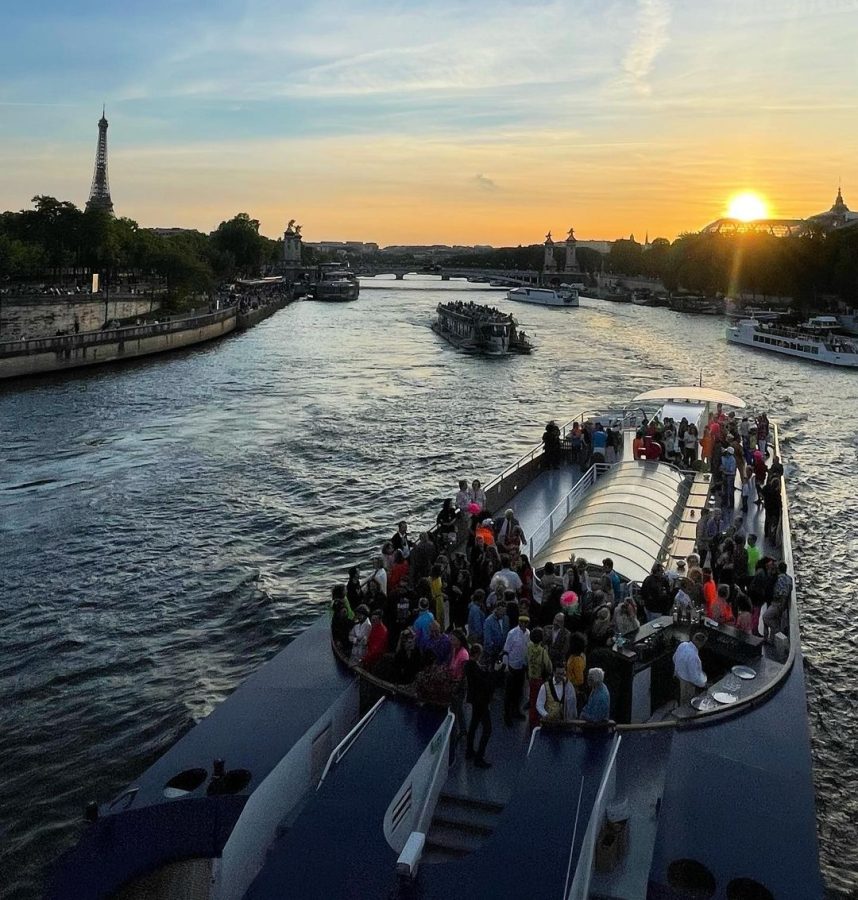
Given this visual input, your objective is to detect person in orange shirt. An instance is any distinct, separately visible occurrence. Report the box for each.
[475,518,496,547]
[709,584,735,625]
[632,430,646,459]
[702,568,717,616]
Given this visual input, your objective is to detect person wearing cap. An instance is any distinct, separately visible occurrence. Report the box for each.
[721,445,737,509]
[537,663,577,722]
[502,616,530,725]
[674,632,708,705]
[666,558,686,586]
[581,668,611,722]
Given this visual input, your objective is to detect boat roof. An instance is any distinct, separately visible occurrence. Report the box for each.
[632,386,746,408]
[532,461,687,583]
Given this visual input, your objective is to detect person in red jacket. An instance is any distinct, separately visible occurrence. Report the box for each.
[363,609,389,671]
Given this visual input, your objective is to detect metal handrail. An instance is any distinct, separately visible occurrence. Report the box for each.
[413,712,456,836]
[317,697,385,788]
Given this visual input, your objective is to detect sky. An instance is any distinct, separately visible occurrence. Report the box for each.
[1,0,857,245]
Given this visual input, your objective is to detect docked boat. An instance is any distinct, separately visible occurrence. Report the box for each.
[727,317,858,366]
[667,294,723,315]
[431,301,533,355]
[47,386,822,900]
[312,263,360,302]
[507,285,579,307]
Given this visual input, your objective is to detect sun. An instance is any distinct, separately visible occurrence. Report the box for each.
[727,191,769,222]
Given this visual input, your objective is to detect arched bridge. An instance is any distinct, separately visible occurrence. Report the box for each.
[355,266,542,286]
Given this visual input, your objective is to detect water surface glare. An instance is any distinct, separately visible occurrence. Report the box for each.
[1,278,856,897]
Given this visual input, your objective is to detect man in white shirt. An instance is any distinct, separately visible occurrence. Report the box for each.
[673,632,708,706]
[536,664,577,722]
[502,616,530,725]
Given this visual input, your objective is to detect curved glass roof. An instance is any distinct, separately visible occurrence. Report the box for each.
[533,462,688,583]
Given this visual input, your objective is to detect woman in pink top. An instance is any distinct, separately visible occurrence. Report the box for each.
[448,630,470,680]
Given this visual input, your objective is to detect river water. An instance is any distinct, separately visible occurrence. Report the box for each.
[1,278,856,898]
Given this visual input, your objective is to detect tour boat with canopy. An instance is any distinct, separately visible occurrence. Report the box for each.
[46,386,822,900]
[727,317,858,366]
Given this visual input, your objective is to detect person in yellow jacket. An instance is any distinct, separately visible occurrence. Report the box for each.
[526,628,552,726]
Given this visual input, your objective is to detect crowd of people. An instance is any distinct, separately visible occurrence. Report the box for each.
[329,404,793,762]
[542,419,623,469]
[438,300,514,323]
[329,483,619,768]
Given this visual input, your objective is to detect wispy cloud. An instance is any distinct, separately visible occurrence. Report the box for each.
[471,173,499,192]
[622,0,671,95]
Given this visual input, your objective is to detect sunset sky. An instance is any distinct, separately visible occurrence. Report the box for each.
[1,0,856,245]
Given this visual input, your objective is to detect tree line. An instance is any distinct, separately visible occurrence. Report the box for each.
[0,196,287,299]
[445,229,858,306]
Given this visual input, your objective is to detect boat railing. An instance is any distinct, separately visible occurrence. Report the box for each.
[316,696,386,788]
[395,711,456,879]
[525,463,610,561]
[564,734,622,900]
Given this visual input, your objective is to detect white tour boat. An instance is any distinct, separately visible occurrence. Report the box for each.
[726,317,858,367]
[507,285,579,307]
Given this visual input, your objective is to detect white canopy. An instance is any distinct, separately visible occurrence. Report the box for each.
[533,462,688,583]
[632,387,746,408]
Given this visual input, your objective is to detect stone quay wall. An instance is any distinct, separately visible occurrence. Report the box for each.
[0,308,236,381]
[0,295,162,342]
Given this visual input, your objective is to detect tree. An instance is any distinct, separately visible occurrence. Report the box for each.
[210,213,265,276]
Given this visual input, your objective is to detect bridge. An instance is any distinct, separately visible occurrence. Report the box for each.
[354,266,553,286]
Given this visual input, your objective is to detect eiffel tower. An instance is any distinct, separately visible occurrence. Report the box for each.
[85,106,114,214]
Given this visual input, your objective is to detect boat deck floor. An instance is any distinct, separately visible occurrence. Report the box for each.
[504,461,583,552]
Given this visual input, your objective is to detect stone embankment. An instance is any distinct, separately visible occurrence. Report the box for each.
[0,308,237,381]
[0,293,162,341]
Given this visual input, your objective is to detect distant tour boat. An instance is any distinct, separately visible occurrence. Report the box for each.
[312,264,360,302]
[726,318,858,367]
[432,301,533,355]
[507,285,579,307]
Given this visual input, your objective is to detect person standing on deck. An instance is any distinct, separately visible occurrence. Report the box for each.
[526,628,553,726]
[391,521,414,559]
[465,644,494,768]
[537,664,577,722]
[483,603,509,665]
[502,616,530,725]
[580,668,611,722]
[455,479,471,546]
[721,446,738,509]
[673,632,708,706]
[469,480,487,519]
[497,510,526,559]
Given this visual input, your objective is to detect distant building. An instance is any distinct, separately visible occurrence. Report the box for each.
[806,187,858,230]
[700,187,858,237]
[304,241,379,254]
